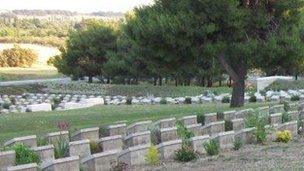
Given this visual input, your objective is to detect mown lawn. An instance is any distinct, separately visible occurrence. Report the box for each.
[0,67,63,81]
[0,102,275,146]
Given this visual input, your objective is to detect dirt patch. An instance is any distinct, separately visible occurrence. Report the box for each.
[133,137,304,171]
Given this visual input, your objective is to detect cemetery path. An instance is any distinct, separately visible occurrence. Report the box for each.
[0,77,71,86]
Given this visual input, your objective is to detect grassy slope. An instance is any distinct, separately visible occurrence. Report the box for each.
[0,102,274,145]
[0,68,63,81]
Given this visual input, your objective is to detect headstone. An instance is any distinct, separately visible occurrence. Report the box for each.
[106,124,126,136]
[0,151,15,170]
[126,121,152,135]
[269,113,282,125]
[26,103,52,112]
[179,115,197,126]
[41,156,80,171]
[190,135,210,154]
[223,111,236,121]
[45,131,69,145]
[157,127,178,143]
[7,163,38,171]
[32,145,54,162]
[154,118,176,129]
[288,111,299,121]
[98,135,123,152]
[204,113,217,125]
[277,121,298,137]
[186,124,202,136]
[69,139,91,159]
[124,131,151,148]
[118,144,150,166]
[82,150,120,171]
[5,135,37,148]
[212,131,235,149]
[202,121,225,136]
[232,118,245,131]
[157,140,182,160]
[71,127,99,141]
[235,127,256,144]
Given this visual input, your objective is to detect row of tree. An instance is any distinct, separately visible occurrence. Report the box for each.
[52,0,304,107]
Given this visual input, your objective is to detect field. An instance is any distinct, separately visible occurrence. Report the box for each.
[0,102,274,146]
[0,67,63,81]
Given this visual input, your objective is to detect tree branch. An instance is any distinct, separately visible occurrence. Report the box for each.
[217,52,239,81]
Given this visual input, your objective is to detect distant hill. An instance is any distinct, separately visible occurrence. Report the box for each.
[0,10,124,18]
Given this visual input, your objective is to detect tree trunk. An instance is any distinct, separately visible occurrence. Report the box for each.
[153,77,157,86]
[217,52,246,107]
[106,78,110,84]
[207,77,212,87]
[175,77,178,87]
[88,76,93,83]
[158,76,162,86]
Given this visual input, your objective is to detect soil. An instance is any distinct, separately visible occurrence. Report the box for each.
[132,137,304,171]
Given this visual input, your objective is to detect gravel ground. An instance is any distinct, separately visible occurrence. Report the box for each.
[132,137,304,171]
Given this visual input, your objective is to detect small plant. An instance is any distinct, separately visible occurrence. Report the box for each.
[145,145,160,166]
[174,145,197,162]
[90,141,102,154]
[233,138,243,150]
[282,112,291,123]
[249,95,257,103]
[216,112,224,120]
[176,121,194,144]
[13,144,41,165]
[125,96,132,105]
[110,161,129,171]
[224,120,233,131]
[37,137,48,146]
[159,98,167,105]
[51,97,62,110]
[291,95,300,102]
[10,97,17,105]
[276,130,292,143]
[184,97,192,104]
[221,96,230,103]
[2,102,11,109]
[54,136,69,159]
[203,139,219,156]
[283,101,291,112]
[197,114,205,125]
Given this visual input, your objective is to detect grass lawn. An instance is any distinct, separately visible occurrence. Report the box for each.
[0,67,63,81]
[0,102,275,146]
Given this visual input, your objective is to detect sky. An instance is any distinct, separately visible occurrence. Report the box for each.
[0,0,154,13]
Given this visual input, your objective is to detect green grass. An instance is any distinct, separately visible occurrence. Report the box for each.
[0,67,63,81]
[0,84,45,95]
[44,82,232,97]
[0,102,274,146]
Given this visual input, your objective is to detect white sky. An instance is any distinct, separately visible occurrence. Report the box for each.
[0,0,154,13]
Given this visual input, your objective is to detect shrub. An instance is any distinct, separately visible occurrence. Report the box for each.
[10,97,17,105]
[174,145,197,162]
[224,120,233,131]
[203,139,219,156]
[176,121,194,144]
[221,96,230,103]
[233,138,243,151]
[197,114,205,125]
[1,45,38,67]
[159,98,167,105]
[249,95,257,103]
[291,95,300,102]
[216,112,224,120]
[51,97,62,110]
[125,96,132,105]
[276,130,292,143]
[145,146,160,166]
[13,144,41,165]
[90,141,102,154]
[54,136,69,159]
[283,101,291,112]
[2,102,11,109]
[282,112,291,123]
[184,97,192,104]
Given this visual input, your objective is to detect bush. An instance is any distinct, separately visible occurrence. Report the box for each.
[2,102,11,109]
[145,146,160,166]
[54,136,69,159]
[197,114,205,125]
[233,138,243,150]
[1,45,38,67]
[245,110,268,143]
[51,97,62,110]
[90,141,102,154]
[282,112,291,123]
[221,96,230,103]
[249,95,257,103]
[203,139,219,156]
[176,121,194,144]
[225,120,233,131]
[283,101,291,112]
[184,97,192,104]
[125,96,132,105]
[13,144,41,165]
[291,95,300,102]
[276,130,292,143]
[174,145,197,162]
[159,98,167,105]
